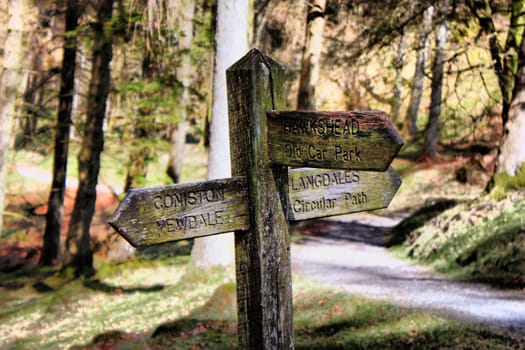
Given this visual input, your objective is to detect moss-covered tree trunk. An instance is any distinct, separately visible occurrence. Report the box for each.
[40,0,81,266]
[491,16,525,196]
[64,0,114,276]
[466,0,525,126]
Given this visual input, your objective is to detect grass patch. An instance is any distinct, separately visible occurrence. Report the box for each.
[395,190,525,287]
[0,257,233,349]
[294,279,522,349]
[1,258,523,349]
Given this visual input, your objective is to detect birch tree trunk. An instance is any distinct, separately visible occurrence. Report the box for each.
[40,0,81,265]
[407,5,434,135]
[422,1,448,158]
[64,0,114,276]
[0,0,30,237]
[189,0,249,270]
[297,0,326,110]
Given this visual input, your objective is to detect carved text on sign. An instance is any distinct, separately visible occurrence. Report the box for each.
[268,110,404,171]
[153,188,225,209]
[290,169,359,191]
[156,210,226,232]
[283,117,359,137]
[283,144,363,163]
[110,178,249,246]
[287,167,401,221]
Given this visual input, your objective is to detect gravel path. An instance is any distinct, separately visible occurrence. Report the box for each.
[291,213,525,333]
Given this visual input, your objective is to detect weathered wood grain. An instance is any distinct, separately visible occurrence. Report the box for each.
[287,167,402,221]
[267,110,404,170]
[227,49,294,350]
[109,177,249,247]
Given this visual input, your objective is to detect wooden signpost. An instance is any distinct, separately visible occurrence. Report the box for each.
[110,49,404,350]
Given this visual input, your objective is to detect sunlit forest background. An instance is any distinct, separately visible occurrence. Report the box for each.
[1,0,525,348]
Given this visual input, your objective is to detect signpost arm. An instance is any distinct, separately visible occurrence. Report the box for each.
[227,49,293,349]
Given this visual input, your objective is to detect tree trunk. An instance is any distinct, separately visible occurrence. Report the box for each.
[466,0,525,126]
[40,0,80,266]
[123,47,155,192]
[166,121,186,183]
[297,0,326,110]
[166,0,195,183]
[490,16,525,196]
[407,5,434,135]
[64,0,114,276]
[422,1,448,159]
[392,28,406,124]
[0,0,30,237]
[189,0,249,270]
[20,47,43,149]
[18,4,56,149]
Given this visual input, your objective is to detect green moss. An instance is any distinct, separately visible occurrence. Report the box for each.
[398,192,525,287]
[491,162,525,199]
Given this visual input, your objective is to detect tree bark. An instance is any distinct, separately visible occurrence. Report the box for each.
[491,13,525,195]
[422,1,448,158]
[64,0,114,276]
[123,50,153,193]
[297,0,326,110]
[166,0,195,183]
[40,0,80,266]
[392,28,406,124]
[466,0,525,126]
[20,39,43,149]
[189,0,249,270]
[407,5,434,135]
[0,0,30,237]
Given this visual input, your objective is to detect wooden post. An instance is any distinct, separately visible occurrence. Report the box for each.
[110,48,403,350]
[227,49,293,349]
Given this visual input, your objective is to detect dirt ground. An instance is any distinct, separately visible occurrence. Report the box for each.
[1,163,119,272]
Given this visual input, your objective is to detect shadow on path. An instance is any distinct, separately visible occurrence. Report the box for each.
[291,217,392,247]
[83,279,165,294]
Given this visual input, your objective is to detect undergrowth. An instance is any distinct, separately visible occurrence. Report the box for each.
[395,190,525,287]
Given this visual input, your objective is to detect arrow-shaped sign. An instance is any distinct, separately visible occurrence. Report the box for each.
[267,111,404,171]
[110,167,402,246]
[109,177,249,247]
[287,167,401,221]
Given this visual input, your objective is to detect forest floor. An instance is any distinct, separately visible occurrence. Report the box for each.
[1,144,525,348]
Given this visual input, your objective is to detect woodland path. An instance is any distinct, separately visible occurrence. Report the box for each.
[291,213,525,333]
